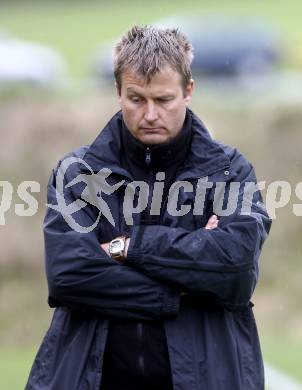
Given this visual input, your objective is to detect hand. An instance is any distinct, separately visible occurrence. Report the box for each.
[205,215,219,230]
[100,241,110,257]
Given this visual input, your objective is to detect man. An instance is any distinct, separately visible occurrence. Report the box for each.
[26,26,271,390]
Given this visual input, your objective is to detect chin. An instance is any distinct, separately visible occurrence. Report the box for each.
[139,135,169,145]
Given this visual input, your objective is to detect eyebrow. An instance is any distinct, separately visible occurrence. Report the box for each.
[126,88,143,95]
[126,87,139,92]
[126,88,174,99]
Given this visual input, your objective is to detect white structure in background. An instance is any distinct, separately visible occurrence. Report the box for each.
[0,30,66,88]
[265,363,302,390]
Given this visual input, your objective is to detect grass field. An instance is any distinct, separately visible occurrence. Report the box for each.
[0,348,36,390]
[0,335,301,389]
[261,334,302,384]
[0,0,301,77]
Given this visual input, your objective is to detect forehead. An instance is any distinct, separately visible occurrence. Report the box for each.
[121,66,183,95]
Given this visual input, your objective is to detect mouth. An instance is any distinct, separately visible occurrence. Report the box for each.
[140,127,165,133]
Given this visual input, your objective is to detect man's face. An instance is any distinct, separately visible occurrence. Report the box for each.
[117,66,194,144]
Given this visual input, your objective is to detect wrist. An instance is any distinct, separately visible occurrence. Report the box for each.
[108,235,129,264]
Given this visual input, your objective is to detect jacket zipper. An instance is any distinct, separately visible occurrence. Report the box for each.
[134,147,153,379]
[176,162,231,182]
[145,147,151,167]
[144,147,157,224]
[137,322,145,377]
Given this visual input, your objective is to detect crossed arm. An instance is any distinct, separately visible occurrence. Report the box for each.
[100,162,271,309]
[45,152,271,319]
[100,215,219,258]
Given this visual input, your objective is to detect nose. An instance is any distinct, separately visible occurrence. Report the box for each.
[144,101,159,122]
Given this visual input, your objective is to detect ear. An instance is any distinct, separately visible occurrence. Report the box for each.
[184,79,194,105]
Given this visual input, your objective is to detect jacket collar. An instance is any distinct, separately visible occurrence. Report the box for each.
[121,110,192,171]
[81,109,230,181]
[176,110,230,180]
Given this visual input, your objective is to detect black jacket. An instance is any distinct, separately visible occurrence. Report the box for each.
[26,109,271,389]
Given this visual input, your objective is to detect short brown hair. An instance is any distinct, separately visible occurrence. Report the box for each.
[113,25,194,93]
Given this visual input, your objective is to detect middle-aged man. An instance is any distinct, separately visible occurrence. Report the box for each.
[26,26,272,390]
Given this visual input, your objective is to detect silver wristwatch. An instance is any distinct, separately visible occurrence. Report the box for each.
[108,236,127,262]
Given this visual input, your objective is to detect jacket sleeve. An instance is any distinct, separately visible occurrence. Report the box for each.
[126,152,272,310]
[44,160,180,320]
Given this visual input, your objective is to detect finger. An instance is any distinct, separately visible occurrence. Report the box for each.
[205,215,219,229]
[207,215,217,224]
[100,243,108,252]
[205,223,216,230]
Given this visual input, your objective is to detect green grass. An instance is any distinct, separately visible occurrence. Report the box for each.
[0,348,36,389]
[261,334,302,384]
[0,0,301,77]
[0,334,301,389]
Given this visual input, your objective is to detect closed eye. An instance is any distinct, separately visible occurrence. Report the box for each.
[129,96,143,103]
[157,97,174,103]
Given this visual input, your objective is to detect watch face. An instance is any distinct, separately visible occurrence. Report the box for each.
[110,239,125,255]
